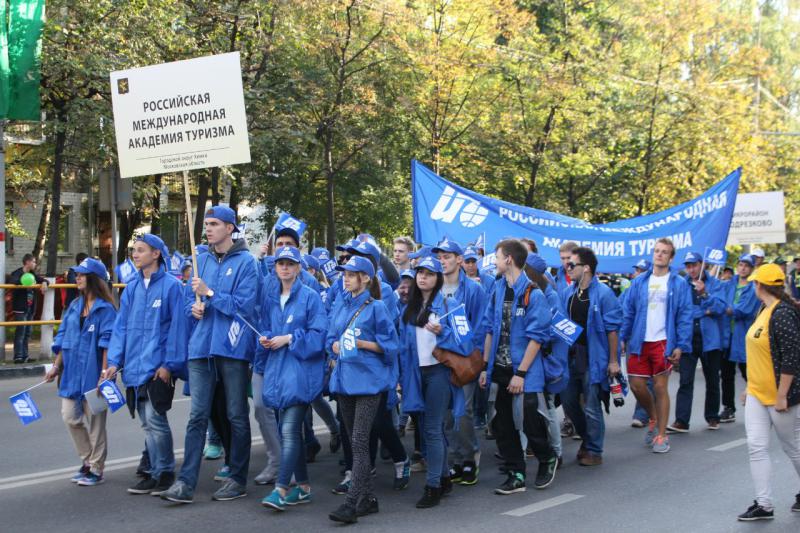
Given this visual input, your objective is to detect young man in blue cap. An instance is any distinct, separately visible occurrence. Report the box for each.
[433,237,487,485]
[162,206,258,503]
[463,245,495,295]
[624,258,654,428]
[668,251,727,433]
[105,234,188,495]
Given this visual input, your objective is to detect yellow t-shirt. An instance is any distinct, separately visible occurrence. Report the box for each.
[746,301,778,405]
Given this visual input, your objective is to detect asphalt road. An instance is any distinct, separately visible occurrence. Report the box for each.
[1,371,798,533]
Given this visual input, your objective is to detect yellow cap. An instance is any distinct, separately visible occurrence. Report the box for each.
[747,263,785,286]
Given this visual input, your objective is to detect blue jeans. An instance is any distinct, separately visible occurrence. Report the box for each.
[633,379,654,423]
[561,366,605,455]
[13,308,34,361]
[137,398,175,477]
[179,357,251,488]
[675,349,721,426]
[278,404,309,490]
[419,364,451,488]
[207,419,222,447]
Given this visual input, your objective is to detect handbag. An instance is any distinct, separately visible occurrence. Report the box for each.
[430,298,483,386]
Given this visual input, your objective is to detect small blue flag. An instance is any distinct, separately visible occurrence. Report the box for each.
[170,251,184,273]
[321,259,338,280]
[275,212,307,237]
[550,311,583,346]
[480,252,496,275]
[448,305,473,347]
[704,247,727,266]
[9,391,42,425]
[116,258,137,283]
[99,380,126,413]
[224,316,247,351]
[340,327,358,359]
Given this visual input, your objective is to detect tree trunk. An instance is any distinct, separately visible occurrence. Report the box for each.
[193,173,209,244]
[229,173,241,213]
[45,126,67,276]
[151,173,162,235]
[31,188,51,264]
[117,210,142,263]
[210,167,220,205]
[325,135,336,254]
[524,105,557,207]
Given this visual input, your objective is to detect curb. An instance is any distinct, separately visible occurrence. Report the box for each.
[0,364,46,380]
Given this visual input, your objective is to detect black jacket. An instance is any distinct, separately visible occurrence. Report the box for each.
[768,301,800,407]
[8,267,47,313]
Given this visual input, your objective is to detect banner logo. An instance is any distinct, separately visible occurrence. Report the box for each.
[228,320,241,347]
[430,186,488,228]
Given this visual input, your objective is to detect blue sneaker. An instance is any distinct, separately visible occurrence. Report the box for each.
[204,443,223,460]
[644,419,656,447]
[77,472,104,486]
[213,465,231,481]
[71,465,90,483]
[285,485,312,505]
[262,489,286,511]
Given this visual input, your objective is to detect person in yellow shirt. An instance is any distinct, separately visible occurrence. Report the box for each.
[738,264,800,521]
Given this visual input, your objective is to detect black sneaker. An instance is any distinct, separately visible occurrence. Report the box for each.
[534,457,557,489]
[460,461,478,485]
[415,485,441,508]
[128,476,157,494]
[560,419,575,438]
[494,472,525,495]
[329,432,341,454]
[737,500,774,521]
[449,464,463,483]
[136,451,151,478]
[440,475,453,496]
[792,492,800,512]
[329,503,358,524]
[393,459,410,490]
[356,497,379,517]
[306,441,322,464]
[719,407,736,423]
[150,472,175,497]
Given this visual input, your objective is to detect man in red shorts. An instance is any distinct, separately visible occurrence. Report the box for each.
[621,238,692,453]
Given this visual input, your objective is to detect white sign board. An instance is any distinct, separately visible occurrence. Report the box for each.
[110,52,251,178]
[727,191,786,245]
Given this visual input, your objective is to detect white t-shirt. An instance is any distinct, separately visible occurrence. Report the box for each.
[645,272,670,342]
[442,283,458,299]
[143,277,151,289]
[280,294,290,311]
[415,312,439,367]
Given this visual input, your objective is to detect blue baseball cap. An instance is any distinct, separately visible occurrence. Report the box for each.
[683,251,702,264]
[311,247,330,261]
[274,246,302,264]
[304,254,320,271]
[432,237,463,256]
[400,269,416,279]
[409,245,433,260]
[276,226,300,246]
[738,253,754,266]
[463,246,480,261]
[336,239,360,252]
[135,234,170,268]
[335,256,375,278]
[415,256,443,274]
[73,257,108,279]
[204,205,239,231]
[633,259,651,271]
[357,233,378,247]
[525,252,547,274]
[347,241,381,264]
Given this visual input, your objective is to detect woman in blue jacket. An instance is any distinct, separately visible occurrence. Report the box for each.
[398,257,471,509]
[45,258,117,486]
[258,246,327,511]
[326,256,399,524]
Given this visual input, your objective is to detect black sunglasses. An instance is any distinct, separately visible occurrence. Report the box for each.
[566,262,586,270]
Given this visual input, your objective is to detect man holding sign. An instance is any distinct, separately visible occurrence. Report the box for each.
[162,206,258,504]
[560,247,622,466]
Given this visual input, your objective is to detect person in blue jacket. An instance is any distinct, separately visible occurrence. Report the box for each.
[45,258,116,487]
[433,237,486,486]
[398,256,472,508]
[463,245,495,295]
[479,238,555,495]
[324,239,360,313]
[559,247,622,465]
[554,241,579,295]
[105,234,188,495]
[161,206,258,504]
[326,256,399,524]
[669,251,728,433]
[620,237,692,454]
[718,254,759,423]
[257,246,328,511]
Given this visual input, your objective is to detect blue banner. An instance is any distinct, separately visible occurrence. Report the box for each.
[412,160,741,273]
[98,380,126,413]
[9,391,42,425]
[550,311,583,346]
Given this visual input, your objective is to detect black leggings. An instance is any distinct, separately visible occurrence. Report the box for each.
[338,394,381,508]
[369,392,408,465]
[721,357,747,410]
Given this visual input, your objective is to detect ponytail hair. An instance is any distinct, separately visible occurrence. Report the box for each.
[760,282,800,313]
[368,275,382,300]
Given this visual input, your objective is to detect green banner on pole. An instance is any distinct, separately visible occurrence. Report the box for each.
[0,0,44,121]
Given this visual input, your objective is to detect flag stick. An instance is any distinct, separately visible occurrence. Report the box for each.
[18,380,47,394]
[435,303,466,322]
[183,170,201,304]
[236,312,262,337]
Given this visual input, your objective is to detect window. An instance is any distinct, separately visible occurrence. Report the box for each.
[57,206,72,253]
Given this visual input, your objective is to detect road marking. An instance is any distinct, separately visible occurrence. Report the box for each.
[706,438,747,452]
[502,493,584,517]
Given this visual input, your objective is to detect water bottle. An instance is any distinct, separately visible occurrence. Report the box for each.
[610,375,624,407]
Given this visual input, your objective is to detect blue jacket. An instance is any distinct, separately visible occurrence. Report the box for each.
[187,239,259,362]
[327,290,400,396]
[555,266,572,296]
[541,283,569,393]
[448,270,487,352]
[719,276,760,363]
[683,273,727,353]
[53,297,116,400]
[478,272,495,296]
[481,272,551,393]
[397,293,471,416]
[326,275,399,326]
[108,269,188,387]
[620,270,693,357]
[256,278,327,409]
[562,278,622,388]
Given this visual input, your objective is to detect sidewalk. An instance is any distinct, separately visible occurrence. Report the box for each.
[0,340,52,379]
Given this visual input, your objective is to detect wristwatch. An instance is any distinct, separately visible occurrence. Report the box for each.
[207,288,215,298]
